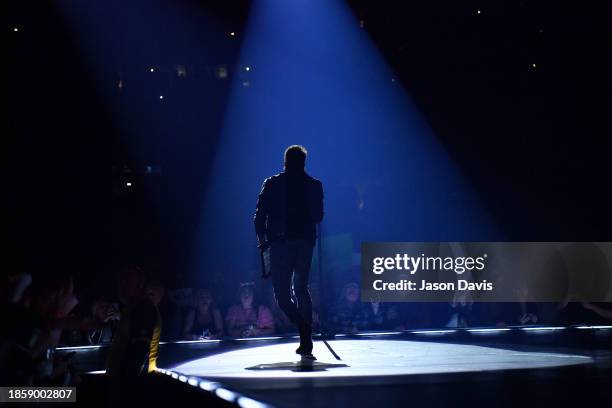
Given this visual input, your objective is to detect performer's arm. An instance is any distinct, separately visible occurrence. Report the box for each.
[254,180,269,246]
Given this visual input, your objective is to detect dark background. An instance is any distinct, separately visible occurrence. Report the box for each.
[6,0,611,293]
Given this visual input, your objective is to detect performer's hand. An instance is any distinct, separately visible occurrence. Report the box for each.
[259,240,271,279]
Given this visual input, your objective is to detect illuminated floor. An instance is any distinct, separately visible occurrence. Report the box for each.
[171,340,592,389]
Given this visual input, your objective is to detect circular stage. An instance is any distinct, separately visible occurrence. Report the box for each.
[171,339,592,389]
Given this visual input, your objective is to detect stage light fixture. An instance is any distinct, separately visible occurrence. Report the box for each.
[215,388,238,403]
[238,396,272,408]
[199,381,220,391]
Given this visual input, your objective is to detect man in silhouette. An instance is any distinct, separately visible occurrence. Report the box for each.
[254,145,324,359]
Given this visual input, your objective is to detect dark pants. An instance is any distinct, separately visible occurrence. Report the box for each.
[270,239,314,333]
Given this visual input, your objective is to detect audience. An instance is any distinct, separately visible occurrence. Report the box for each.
[225,283,275,337]
[183,288,224,340]
[3,261,610,394]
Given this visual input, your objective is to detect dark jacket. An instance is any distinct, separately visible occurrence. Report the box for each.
[254,170,324,243]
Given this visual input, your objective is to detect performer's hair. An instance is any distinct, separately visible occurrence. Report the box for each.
[284,145,307,170]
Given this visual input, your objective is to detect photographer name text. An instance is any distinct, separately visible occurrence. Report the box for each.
[372,279,493,292]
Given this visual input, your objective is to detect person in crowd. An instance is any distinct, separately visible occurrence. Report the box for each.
[486,302,539,327]
[1,271,33,304]
[106,266,161,384]
[366,301,385,330]
[330,282,375,334]
[87,296,119,344]
[365,301,406,331]
[167,271,194,309]
[146,279,182,341]
[384,303,408,330]
[1,274,84,386]
[359,291,406,331]
[183,288,224,340]
[518,302,539,325]
[211,268,230,312]
[225,283,275,337]
[582,302,612,320]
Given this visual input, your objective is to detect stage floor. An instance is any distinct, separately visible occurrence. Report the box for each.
[62,327,612,407]
[171,339,592,389]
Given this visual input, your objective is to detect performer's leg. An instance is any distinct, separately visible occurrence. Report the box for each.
[293,239,315,354]
[293,241,314,325]
[270,241,301,325]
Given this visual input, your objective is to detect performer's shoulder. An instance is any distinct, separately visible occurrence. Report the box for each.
[264,172,321,186]
[306,173,323,186]
[263,173,283,185]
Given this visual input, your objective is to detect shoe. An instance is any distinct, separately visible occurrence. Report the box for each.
[295,344,311,355]
[296,322,313,356]
[300,353,317,365]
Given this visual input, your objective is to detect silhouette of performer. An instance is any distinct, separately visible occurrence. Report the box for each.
[254,145,324,359]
